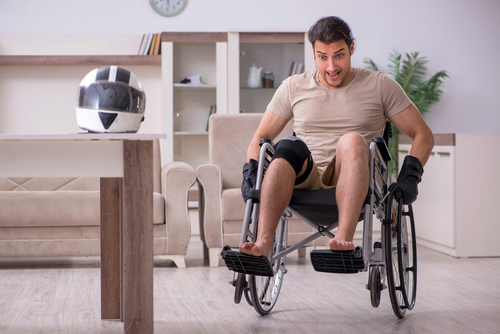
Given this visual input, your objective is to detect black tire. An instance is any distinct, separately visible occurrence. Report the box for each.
[243,286,253,306]
[384,192,407,318]
[234,273,246,304]
[369,266,382,308]
[398,204,417,310]
[249,227,286,315]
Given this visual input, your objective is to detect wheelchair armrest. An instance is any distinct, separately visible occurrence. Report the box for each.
[259,138,276,158]
[372,137,392,162]
[259,138,274,147]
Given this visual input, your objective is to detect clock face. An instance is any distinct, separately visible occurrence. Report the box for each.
[150,0,187,17]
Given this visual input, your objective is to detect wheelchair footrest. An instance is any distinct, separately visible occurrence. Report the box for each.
[220,246,274,277]
[310,247,364,274]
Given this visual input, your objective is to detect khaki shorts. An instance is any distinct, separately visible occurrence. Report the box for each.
[294,156,336,190]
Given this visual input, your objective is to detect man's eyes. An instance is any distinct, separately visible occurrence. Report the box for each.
[319,54,343,60]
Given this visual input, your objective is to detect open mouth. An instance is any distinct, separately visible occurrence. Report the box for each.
[327,70,341,81]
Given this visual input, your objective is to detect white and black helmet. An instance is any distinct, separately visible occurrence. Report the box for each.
[76,66,146,133]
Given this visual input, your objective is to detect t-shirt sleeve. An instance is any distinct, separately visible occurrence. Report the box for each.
[266,78,294,120]
[381,74,414,118]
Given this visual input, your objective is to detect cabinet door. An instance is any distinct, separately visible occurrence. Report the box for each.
[399,144,456,250]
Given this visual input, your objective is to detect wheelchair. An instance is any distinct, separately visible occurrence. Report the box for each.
[221,127,417,319]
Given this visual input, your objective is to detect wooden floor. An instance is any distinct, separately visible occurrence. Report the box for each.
[1,238,500,334]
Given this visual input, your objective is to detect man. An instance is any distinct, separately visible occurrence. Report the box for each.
[239,16,434,260]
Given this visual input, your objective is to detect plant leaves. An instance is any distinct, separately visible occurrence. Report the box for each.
[387,50,402,85]
[363,58,379,71]
[401,52,428,92]
[365,50,449,115]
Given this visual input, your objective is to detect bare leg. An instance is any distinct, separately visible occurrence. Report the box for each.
[329,133,369,251]
[239,158,304,258]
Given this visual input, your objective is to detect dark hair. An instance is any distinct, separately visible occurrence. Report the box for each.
[308,16,355,49]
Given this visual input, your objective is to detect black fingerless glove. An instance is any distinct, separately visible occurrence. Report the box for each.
[394,155,424,205]
[241,159,258,203]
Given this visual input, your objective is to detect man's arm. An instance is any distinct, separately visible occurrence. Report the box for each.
[389,103,434,166]
[247,109,290,161]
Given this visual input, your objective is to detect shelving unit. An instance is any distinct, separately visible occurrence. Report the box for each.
[227,32,313,114]
[161,32,228,169]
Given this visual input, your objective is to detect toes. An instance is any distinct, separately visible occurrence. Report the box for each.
[239,242,254,253]
[329,239,355,251]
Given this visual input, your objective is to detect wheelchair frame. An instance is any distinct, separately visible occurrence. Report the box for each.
[225,136,417,318]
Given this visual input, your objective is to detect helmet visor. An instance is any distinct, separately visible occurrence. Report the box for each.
[77,81,145,114]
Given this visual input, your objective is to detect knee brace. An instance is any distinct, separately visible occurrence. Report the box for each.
[272,136,312,176]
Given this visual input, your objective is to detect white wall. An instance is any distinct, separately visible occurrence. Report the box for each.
[1,0,500,134]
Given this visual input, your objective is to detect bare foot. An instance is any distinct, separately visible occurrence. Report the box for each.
[239,242,271,258]
[329,237,355,251]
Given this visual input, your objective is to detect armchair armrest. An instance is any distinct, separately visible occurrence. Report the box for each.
[196,164,223,249]
[161,161,196,255]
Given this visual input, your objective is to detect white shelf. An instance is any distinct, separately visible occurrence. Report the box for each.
[173,83,216,90]
[174,131,208,135]
[240,87,278,90]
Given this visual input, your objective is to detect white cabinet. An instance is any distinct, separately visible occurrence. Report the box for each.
[399,134,500,257]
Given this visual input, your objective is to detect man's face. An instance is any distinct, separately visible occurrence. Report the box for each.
[313,40,354,90]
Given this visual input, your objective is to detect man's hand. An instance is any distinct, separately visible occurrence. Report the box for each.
[241,159,259,202]
[394,155,424,205]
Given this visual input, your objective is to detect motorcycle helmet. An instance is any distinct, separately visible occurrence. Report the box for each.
[76,66,146,133]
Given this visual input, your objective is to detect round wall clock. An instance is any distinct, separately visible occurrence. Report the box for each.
[149,0,187,17]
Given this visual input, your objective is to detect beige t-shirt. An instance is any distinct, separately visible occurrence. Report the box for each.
[267,67,412,171]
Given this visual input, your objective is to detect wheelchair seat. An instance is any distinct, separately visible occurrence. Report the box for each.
[288,188,368,227]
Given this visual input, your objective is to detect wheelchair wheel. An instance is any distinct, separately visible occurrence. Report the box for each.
[243,285,253,306]
[369,266,382,308]
[233,273,246,304]
[384,193,406,318]
[397,204,417,310]
[249,228,286,315]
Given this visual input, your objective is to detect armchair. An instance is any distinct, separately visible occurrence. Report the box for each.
[196,113,328,267]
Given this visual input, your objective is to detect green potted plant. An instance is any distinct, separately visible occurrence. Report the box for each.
[364,50,449,181]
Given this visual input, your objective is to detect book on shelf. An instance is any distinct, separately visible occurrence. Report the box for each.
[138,33,162,55]
[294,62,304,74]
[288,61,304,76]
[153,33,161,55]
[143,33,153,55]
[206,105,217,132]
[138,34,148,55]
[289,62,297,76]
[148,34,157,55]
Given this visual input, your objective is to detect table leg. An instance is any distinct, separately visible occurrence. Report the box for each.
[122,140,154,334]
[100,177,122,320]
